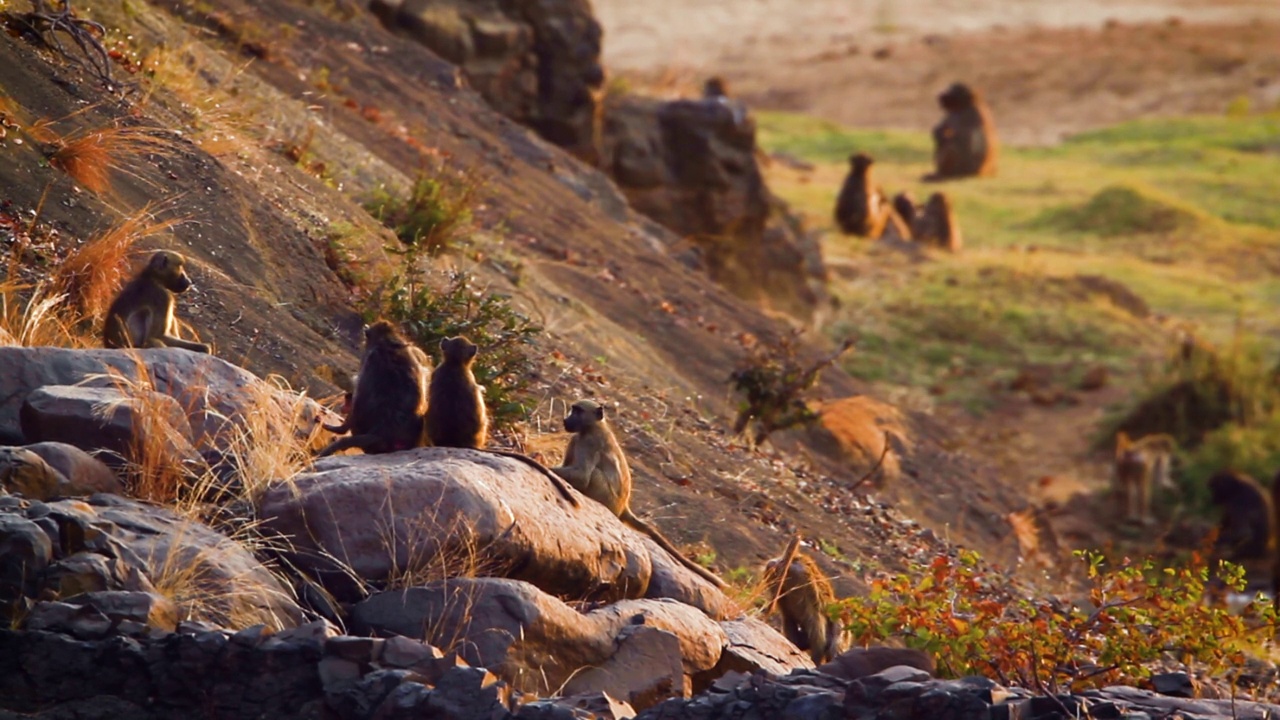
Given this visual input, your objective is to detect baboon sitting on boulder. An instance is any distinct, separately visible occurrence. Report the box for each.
[929,82,998,180]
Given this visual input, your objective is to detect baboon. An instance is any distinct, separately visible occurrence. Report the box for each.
[703,76,730,99]
[1113,431,1177,524]
[892,192,917,227]
[316,321,430,457]
[551,399,726,588]
[1207,470,1273,562]
[102,250,210,352]
[910,192,962,252]
[424,336,488,449]
[763,550,846,665]
[424,336,578,505]
[929,82,998,180]
[834,153,891,238]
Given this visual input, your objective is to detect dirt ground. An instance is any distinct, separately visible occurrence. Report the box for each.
[595,0,1280,572]
[597,0,1280,145]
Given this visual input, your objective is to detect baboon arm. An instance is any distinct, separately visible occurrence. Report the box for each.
[322,419,351,434]
[551,454,598,493]
[315,434,378,458]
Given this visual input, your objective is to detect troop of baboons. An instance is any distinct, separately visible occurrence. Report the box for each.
[1112,431,1280,608]
[830,82,992,250]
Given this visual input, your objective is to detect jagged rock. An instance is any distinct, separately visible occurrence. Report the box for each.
[370,0,604,163]
[0,347,326,451]
[0,513,53,602]
[1,495,303,630]
[711,617,815,679]
[557,692,637,720]
[260,447,733,617]
[23,442,121,497]
[350,577,736,705]
[28,590,179,635]
[0,446,70,500]
[20,385,203,472]
[41,552,157,598]
[600,94,827,322]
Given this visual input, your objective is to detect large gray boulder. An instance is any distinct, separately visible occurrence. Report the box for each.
[0,347,327,451]
[258,447,734,618]
[600,94,828,323]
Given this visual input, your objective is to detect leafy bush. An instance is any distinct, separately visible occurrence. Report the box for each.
[374,248,541,431]
[364,162,483,254]
[729,330,852,444]
[837,549,1276,692]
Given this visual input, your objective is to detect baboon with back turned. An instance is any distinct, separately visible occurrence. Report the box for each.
[1113,431,1176,524]
[316,320,429,457]
[834,153,891,238]
[929,82,998,180]
[424,336,578,505]
[1207,470,1273,564]
[763,545,847,665]
[102,250,210,353]
[552,399,726,588]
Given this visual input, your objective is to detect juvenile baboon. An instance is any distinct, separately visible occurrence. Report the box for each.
[929,82,998,180]
[1113,431,1177,524]
[102,250,210,353]
[1207,470,1274,562]
[552,399,726,588]
[316,321,429,457]
[424,336,487,449]
[834,153,891,238]
[892,192,917,227]
[424,336,578,505]
[763,550,846,664]
[910,192,962,252]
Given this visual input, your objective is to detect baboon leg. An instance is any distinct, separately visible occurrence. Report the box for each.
[161,335,211,353]
[315,434,383,458]
[322,420,351,434]
[623,510,726,588]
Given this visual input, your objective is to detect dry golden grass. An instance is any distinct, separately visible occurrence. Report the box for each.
[32,119,185,195]
[0,279,85,347]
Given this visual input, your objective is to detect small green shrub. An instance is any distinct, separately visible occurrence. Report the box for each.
[837,549,1277,692]
[364,163,483,254]
[1035,183,1205,237]
[374,249,541,431]
[729,330,852,444]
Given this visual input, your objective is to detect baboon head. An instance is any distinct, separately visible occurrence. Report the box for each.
[440,336,478,365]
[145,250,194,293]
[360,319,404,351]
[925,192,951,214]
[849,153,874,172]
[1208,470,1255,505]
[703,76,729,98]
[563,399,605,433]
[938,82,976,111]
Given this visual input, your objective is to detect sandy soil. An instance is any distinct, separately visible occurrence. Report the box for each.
[596,0,1280,145]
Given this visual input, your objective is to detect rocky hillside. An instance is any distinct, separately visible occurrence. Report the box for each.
[0,0,1026,582]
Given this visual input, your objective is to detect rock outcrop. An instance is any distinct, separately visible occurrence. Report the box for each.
[0,347,328,451]
[0,494,305,630]
[600,94,828,322]
[258,447,734,618]
[349,577,809,707]
[370,0,605,163]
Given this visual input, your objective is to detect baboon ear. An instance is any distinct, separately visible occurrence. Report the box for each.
[149,252,170,271]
